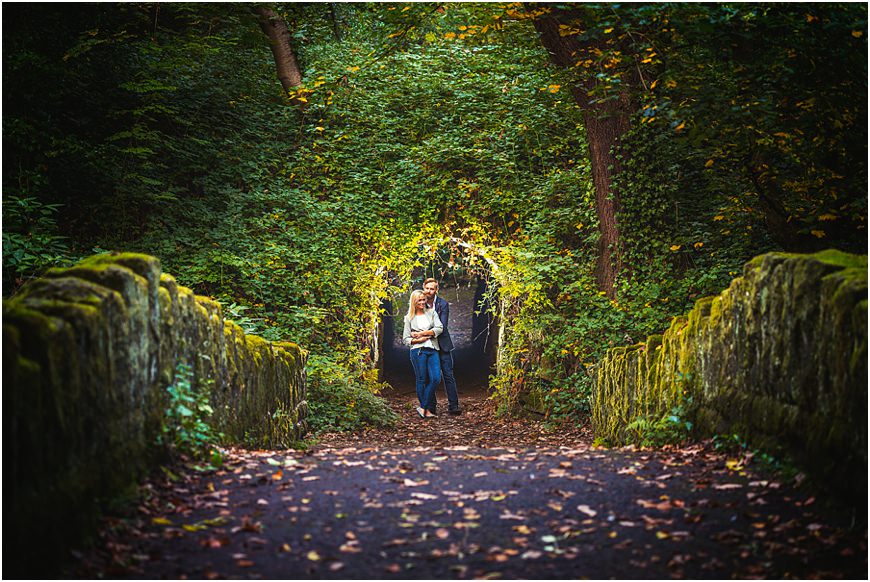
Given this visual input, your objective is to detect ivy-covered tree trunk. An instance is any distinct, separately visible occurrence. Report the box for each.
[531,7,631,299]
[329,3,343,42]
[256,6,303,99]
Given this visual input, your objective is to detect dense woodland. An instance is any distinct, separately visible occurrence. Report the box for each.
[3,3,867,434]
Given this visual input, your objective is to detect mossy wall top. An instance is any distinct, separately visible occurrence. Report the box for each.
[593,250,867,502]
[2,252,308,575]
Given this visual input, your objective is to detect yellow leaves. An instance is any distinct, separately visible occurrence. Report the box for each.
[649,79,658,90]
[705,159,715,168]
[575,223,584,230]
[306,551,322,561]
[314,127,324,132]
[674,121,686,132]
[559,24,582,37]
[852,30,863,38]
[152,517,173,526]
[818,213,838,221]
[811,229,826,238]
[806,14,819,23]
[542,84,560,93]
[693,242,704,250]
[346,66,360,73]
[665,79,677,89]
[713,215,725,221]
[604,27,614,34]
[444,32,456,40]
[669,244,681,251]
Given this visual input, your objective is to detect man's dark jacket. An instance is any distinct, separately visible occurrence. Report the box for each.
[433,296,454,352]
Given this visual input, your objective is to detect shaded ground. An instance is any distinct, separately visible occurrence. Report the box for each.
[72,386,867,579]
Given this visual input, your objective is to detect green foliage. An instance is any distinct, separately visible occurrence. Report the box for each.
[305,355,399,434]
[159,363,223,465]
[623,405,694,448]
[2,196,72,293]
[712,433,799,480]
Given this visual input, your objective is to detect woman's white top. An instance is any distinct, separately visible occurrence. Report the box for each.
[403,309,443,350]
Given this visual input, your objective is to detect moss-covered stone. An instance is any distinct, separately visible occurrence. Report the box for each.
[3,252,309,574]
[593,249,867,504]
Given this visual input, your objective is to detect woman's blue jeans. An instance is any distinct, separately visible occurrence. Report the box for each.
[410,347,442,410]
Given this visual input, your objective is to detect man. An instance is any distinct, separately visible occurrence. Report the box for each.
[422,277,461,415]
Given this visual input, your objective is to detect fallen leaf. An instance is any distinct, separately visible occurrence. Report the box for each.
[411,492,438,500]
[577,504,597,517]
[339,543,361,553]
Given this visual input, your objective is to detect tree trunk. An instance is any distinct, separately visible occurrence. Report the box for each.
[256,6,303,100]
[746,149,817,252]
[530,7,630,298]
[329,3,343,42]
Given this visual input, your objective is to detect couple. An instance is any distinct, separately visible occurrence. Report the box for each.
[402,278,461,419]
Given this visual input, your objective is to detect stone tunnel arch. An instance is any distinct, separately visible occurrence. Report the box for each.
[375,238,502,397]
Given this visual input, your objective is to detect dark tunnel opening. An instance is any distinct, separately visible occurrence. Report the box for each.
[380,275,498,398]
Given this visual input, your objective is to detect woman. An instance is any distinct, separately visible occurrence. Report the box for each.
[403,289,443,418]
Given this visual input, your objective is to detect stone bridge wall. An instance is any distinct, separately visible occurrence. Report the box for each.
[593,250,867,502]
[3,252,308,572]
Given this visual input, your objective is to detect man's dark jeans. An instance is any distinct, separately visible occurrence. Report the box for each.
[429,350,459,413]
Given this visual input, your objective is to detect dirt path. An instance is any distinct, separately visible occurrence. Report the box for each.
[73,387,866,579]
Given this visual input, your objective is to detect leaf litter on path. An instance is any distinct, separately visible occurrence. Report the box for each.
[71,390,867,579]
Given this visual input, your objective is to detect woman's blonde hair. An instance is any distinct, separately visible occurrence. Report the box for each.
[405,289,426,321]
